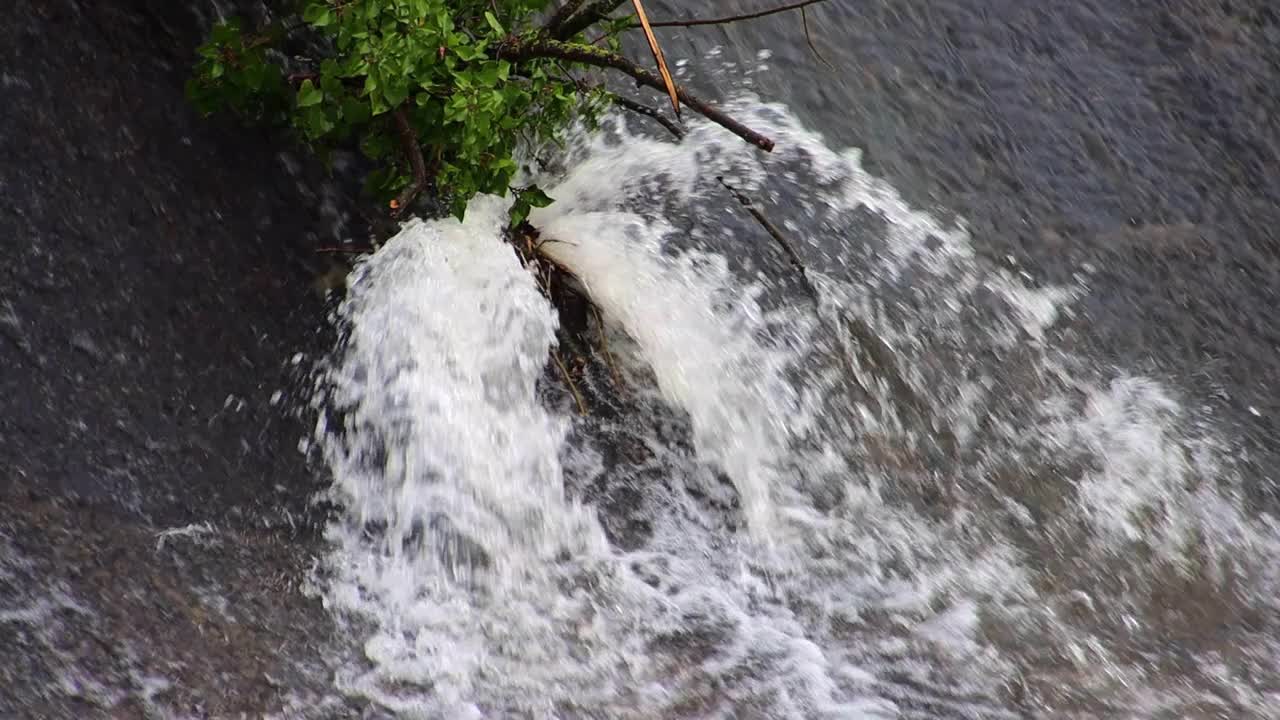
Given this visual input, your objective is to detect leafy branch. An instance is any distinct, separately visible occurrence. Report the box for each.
[187,0,784,222]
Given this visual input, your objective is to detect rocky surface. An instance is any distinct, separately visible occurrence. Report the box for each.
[0,1,364,716]
[4,0,1279,716]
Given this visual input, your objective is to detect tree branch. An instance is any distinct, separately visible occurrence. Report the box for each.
[611,94,685,139]
[390,106,429,217]
[637,0,833,29]
[543,0,588,36]
[552,350,588,415]
[553,0,628,40]
[499,37,774,151]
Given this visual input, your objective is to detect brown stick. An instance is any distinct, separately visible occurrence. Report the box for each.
[630,0,680,117]
[591,305,624,387]
[499,38,774,151]
[640,0,833,28]
[390,106,428,217]
[551,350,588,415]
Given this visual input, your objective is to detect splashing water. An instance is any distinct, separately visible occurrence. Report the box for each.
[313,97,1280,718]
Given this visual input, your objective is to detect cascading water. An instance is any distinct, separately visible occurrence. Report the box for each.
[312,90,1280,718]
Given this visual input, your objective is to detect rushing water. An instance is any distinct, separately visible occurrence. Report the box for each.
[311,80,1280,719]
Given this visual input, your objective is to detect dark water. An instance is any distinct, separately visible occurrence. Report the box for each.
[2,0,1278,716]
[0,1,358,715]
[641,0,1280,508]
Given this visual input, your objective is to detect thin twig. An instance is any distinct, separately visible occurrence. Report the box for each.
[612,94,685,138]
[716,176,808,284]
[499,38,774,151]
[638,0,833,28]
[591,305,624,387]
[555,67,684,140]
[801,7,835,69]
[551,350,588,415]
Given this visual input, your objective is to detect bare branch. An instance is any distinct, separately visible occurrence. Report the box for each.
[591,305,624,387]
[638,0,833,29]
[715,176,809,287]
[801,7,835,69]
[553,0,627,40]
[611,94,685,139]
[543,0,588,35]
[551,350,588,415]
[390,106,429,217]
[499,37,774,151]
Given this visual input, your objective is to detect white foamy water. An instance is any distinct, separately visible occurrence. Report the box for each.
[313,99,1280,718]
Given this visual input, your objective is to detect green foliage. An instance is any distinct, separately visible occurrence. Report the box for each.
[188,0,611,220]
[508,184,555,228]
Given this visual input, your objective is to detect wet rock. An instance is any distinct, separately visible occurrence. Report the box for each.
[69,331,104,361]
[0,0,367,716]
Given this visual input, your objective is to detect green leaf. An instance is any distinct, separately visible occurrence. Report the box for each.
[303,3,333,27]
[484,11,504,35]
[320,73,343,98]
[187,0,588,219]
[509,200,530,228]
[451,196,468,222]
[343,96,371,123]
[383,78,409,110]
[243,61,267,89]
[296,79,323,107]
[522,186,554,208]
[211,21,241,45]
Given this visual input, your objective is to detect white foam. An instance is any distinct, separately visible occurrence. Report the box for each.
[312,98,1280,719]
[532,208,819,538]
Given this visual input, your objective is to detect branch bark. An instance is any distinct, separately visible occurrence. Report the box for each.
[390,106,429,217]
[543,0,588,36]
[499,37,774,151]
[611,94,685,139]
[552,0,628,40]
